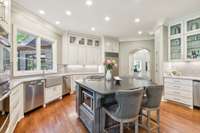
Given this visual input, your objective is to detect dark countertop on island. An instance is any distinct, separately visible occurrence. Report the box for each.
[75,77,157,95]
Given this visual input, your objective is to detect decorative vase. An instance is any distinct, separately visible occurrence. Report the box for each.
[106,70,112,80]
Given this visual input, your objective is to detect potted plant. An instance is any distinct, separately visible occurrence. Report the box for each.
[104,59,117,80]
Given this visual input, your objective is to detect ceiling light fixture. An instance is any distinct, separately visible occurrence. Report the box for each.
[85,0,93,6]
[39,10,45,15]
[134,18,140,23]
[104,16,110,22]
[65,10,72,16]
[138,31,143,35]
[91,27,95,31]
[55,21,61,25]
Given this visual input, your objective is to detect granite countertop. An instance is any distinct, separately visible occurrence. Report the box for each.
[164,75,200,81]
[75,77,156,95]
[10,72,104,89]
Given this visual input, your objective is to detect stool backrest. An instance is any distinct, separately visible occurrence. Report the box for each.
[114,88,144,119]
[144,85,163,108]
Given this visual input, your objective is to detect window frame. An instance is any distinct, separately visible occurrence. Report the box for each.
[13,25,57,76]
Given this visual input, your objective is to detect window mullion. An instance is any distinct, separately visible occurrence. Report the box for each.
[37,37,41,71]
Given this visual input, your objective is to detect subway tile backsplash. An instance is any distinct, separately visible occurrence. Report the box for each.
[164,62,200,77]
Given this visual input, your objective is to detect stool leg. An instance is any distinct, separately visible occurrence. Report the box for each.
[135,118,139,133]
[157,109,160,133]
[120,122,123,133]
[147,111,151,133]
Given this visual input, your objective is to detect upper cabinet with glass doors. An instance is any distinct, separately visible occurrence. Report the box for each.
[168,15,200,61]
[185,16,200,60]
[168,22,183,61]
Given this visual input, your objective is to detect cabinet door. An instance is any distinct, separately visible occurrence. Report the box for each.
[105,42,113,52]
[78,46,86,65]
[0,0,10,33]
[86,46,95,65]
[112,42,119,53]
[169,38,182,60]
[186,33,200,60]
[186,17,200,33]
[68,45,78,65]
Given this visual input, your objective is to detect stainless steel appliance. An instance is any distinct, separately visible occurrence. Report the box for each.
[105,52,119,76]
[193,81,200,107]
[24,80,45,113]
[63,76,71,95]
[81,89,94,113]
[0,27,10,133]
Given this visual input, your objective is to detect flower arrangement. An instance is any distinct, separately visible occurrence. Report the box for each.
[104,59,117,70]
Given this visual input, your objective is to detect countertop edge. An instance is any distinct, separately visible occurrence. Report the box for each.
[164,75,200,81]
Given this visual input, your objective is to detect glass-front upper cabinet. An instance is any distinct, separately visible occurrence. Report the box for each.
[186,33,200,60]
[169,38,182,60]
[69,36,77,44]
[187,17,200,33]
[170,24,182,36]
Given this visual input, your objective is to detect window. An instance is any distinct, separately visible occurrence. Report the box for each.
[13,26,57,76]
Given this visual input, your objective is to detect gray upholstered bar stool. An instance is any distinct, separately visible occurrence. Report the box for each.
[139,85,163,133]
[103,88,144,133]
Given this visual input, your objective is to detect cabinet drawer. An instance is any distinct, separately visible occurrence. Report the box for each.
[10,89,20,112]
[45,85,62,103]
[80,106,94,133]
[165,94,192,106]
[164,78,193,86]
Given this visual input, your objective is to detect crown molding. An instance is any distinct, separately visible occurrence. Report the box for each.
[119,36,154,42]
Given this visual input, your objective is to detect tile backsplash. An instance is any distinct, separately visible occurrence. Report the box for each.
[164,62,200,77]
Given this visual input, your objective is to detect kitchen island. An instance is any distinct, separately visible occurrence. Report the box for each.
[75,77,156,133]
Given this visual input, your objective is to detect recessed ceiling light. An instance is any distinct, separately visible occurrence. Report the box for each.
[55,21,61,25]
[104,16,110,22]
[134,18,140,23]
[39,10,45,15]
[138,31,143,35]
[85,0,93,6]
[65,10,72,16]
[91,27,95,31]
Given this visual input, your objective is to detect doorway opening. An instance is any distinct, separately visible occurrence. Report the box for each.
[129,49,151,80]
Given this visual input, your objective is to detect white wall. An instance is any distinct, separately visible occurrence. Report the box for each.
[11,2,63,66]
[119,40,155,81]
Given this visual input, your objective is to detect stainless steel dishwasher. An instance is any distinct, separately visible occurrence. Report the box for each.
[24,80,45,113]
[193,81,200,107]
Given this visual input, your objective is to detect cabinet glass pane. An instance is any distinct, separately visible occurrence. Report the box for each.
[78,38,85,45]
[95,40,100,46]
[187,17,200,32]
[187,34,200,59]
[87,39,93,46]
[170,38,181,60]
[17,30,37,71]
[69,36,76,44]
[41,38,53,70]
[170,24,181,35]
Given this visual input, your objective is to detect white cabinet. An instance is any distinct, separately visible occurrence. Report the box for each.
[0,0,11,33]
[104,37,119,53]
[7,83,24,133]
[45,85,62,104]
[154,25,168,84]
[164,77,193,108]
[168,15,200,61]
[62,33,102,65]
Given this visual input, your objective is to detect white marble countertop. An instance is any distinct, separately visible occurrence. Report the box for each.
[164,75,200,81]
[10,72,104,89]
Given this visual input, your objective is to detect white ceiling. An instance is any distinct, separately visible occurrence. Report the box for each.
[14,0,200,39]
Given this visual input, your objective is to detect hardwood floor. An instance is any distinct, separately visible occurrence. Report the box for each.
[14,94,200,133]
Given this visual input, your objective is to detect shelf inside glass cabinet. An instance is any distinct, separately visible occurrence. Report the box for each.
[187,17,200,32]
[170,38,181,60]
[170,24,181,35]
[187,34,200,59]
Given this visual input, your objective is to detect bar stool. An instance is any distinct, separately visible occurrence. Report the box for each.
[103,88,144,133]
[139,85,163,133]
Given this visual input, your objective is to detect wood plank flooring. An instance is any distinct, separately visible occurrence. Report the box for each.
[14,94,200,133]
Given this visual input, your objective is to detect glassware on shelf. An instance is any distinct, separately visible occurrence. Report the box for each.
[187,34,200,59]
[170,38,181,60]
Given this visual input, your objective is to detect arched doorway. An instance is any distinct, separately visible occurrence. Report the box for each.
[129,49,151,80]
